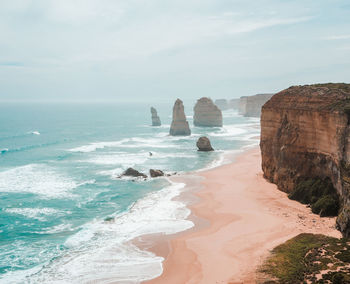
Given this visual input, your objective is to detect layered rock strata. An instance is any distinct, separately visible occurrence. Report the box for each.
[260,83,350,236]
[194,97,223,127]
[169,99,191,136]
[239,93,274,117]
[150,107,161,126]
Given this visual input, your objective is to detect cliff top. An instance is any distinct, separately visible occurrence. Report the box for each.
[264,83,350,113]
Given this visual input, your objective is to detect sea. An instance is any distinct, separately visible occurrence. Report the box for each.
[0,102,260,283]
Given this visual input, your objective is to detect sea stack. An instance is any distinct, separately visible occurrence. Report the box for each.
[150,107,161,126]
[196,136,214,151]
[260,83,350,236]
[169,99,191,136]
[193,97,223,127]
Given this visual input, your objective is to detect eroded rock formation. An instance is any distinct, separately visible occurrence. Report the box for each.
[120,168,147,178]
[229,99,240,109]
[196,136,214,151]
[260,83,350,236]
[149,169,164,177]
[169,99,191,136]
[239,93,274,117]
[150,107,161,126]
[194,97,222,127]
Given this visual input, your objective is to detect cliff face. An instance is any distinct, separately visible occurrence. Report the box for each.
[260,83,350,236]
[194,97,223,127]
[150,107,161,126]
[169,99,191,136]
[229,99,240,109]
[214,99,229,111]
[239,94,274,117]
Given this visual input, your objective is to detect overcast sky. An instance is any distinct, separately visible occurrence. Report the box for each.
[0,0,349,103]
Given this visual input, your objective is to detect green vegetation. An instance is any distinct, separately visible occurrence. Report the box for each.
[289,178,340,217]
[261,233,350,284]
[312,83,350,92]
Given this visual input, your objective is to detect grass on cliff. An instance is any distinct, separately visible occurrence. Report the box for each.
[260,233,350,284]
[289,178,340,217]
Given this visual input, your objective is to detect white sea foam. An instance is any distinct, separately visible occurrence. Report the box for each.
[209,124,247,137]
[29,131,40,135]
[69,137,178,153]
[0,148,8,154]
[25,181,193,283]
[4,208,67,221]
[0,164,77,199]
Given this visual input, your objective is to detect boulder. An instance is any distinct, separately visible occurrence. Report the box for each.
[149,169,164,177]
[194,97,223,127]
[150,107,161,126]
[169,99,191,136]
[196,136,214,151]
[120,168,147,178]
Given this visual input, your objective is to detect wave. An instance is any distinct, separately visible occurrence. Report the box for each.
[29,131,40,135]
[4,208,69,221]
[23,181,193,283]
[69,137,179,153]
[0,164,78,199]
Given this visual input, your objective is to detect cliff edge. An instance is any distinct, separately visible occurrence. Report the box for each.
[260,83,350,236]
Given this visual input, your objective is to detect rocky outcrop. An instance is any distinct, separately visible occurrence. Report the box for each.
[120,168,147,178]
[194,97,223,127]
[149,169,164,177]
[215,99,230,111]
[196,136,214,151]
[239,93,274,117]
[169,99,191,136]
[150,107,161,126]
[260,83,350,236]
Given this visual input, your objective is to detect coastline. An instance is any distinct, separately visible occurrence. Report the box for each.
[138,147,341,284]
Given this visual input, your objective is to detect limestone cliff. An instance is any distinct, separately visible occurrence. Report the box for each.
[150,107,161,126]
[169,99,191,136]
[239,93,274,117]
[214,99,229,111]
[194,97,223,127]
[229,99,240,109]
[260,83,350,236]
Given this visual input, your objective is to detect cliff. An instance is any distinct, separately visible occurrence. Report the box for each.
[229,98,240,109]
[169,99,191,136]
[260,83,350,236]
[214,99,230,111]
[239,93,274,117]
[194,97,223,127]
[150,107,161,126]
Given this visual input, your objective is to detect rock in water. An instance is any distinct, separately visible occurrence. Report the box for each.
[194,97,223,127]
[260,83,350,237]
[196,136,214,151]
[120,168,147,178]
[169,99,191,136]
[149,169,164,177]
[150,107,161,126]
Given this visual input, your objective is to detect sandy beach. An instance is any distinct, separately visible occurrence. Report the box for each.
[144,147,341,284]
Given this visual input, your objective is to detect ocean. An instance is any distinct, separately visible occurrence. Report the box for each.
[0,102,260,283]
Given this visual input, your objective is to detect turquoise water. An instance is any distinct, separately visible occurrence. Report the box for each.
[0,102,259,283]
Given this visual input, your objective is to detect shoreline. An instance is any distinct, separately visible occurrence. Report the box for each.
[138,147,341,283]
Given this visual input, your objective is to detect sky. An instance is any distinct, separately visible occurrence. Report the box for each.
[0,0,349,103]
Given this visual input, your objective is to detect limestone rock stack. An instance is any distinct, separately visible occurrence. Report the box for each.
[260,83,350,236]
[150,107,161,126]
[196,136,214,151]
[169,99,191,136]
[239,93,274,117]
[193,97,223,127]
